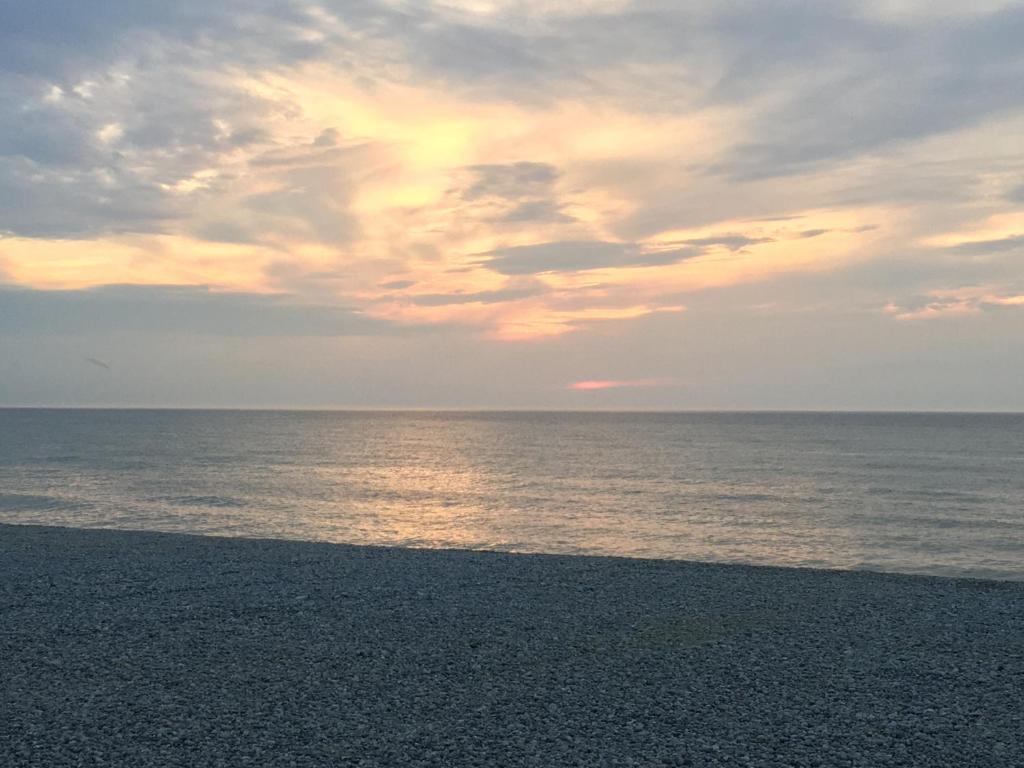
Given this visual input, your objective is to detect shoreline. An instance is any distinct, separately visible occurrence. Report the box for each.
[3,523,1022,766]
[4,521,1021,586]
[1,521,1019,585]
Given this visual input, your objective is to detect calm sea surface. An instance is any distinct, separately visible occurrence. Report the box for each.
[1,409,1022,580]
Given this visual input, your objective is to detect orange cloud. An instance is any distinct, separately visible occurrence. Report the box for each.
[0,60,899,343]
[568,378,675,391]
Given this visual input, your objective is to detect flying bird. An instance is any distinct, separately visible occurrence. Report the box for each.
[84,357,111,371]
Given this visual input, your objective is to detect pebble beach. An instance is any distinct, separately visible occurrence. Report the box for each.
[2,523,1022,767]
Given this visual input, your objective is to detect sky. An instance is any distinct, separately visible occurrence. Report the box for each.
[1,0,1023,409]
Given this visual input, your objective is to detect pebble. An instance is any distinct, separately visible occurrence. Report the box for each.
[1,523,1022,767]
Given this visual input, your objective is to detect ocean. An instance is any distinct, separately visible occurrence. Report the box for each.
[1,409,1021,580]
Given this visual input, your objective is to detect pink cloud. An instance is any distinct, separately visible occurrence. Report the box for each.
[568,378,674,391]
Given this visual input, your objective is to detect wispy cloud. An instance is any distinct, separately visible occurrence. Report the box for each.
[884,286,1024,321]
[478,241,701,275]
[0,284,393,336]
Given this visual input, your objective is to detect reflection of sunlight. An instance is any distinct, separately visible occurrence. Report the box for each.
[284,414,880,569]
[304,420,503,550]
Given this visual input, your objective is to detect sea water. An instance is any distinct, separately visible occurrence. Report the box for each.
[1,409,1022,580]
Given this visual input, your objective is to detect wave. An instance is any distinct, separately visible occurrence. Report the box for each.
[161,495,248,509]
[0,492,84,512]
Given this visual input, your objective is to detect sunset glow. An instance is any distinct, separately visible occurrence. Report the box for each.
[3,1,1024,409]
[568,379,676,391]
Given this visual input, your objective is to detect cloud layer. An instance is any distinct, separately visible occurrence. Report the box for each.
[2,1,1024,407]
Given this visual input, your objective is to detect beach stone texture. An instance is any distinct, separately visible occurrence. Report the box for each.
[1,524,1022,767]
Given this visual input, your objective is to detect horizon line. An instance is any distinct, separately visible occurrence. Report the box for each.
[2,406,1023,415]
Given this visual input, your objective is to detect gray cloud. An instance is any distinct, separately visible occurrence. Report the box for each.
[462,162,559,200]
[947,235,1024,256]
[190,141,374,246]
[499,200,574,224]
[403,3,1024,181]
[674,234,773,250]
[414,4,1019,183]
[0,88,92,168]
[4,0,1023,242]
[456,162,573,225]
[407,285,546,306]
[261,262,351,297]
[0,2,359,80]
[480,241,700,275]
[240,162,361,246]
[0,284,390,336]
[885,288,1024,320]
[478,231,783,276]
[0,1,387,240]
[0,66,275,238]
[701,5,1024,179]
[0,160,178,238]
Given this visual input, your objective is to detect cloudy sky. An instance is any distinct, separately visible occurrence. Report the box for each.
[1,0,1023,409]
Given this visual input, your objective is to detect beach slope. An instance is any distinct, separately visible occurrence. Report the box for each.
[2,524,1021,767]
